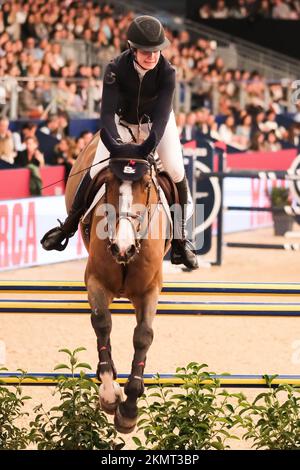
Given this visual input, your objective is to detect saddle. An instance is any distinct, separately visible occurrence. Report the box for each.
[84,167,109,209]
[80,166,179,238]
[157,171,179,207]
[83,167,179,212]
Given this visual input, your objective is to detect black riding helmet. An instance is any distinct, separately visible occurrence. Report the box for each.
[127,15,170,52]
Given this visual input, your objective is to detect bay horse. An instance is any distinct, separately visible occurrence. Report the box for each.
[65,129,170,433]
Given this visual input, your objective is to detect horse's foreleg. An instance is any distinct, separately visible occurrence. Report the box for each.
[86,276,123,414]
[115,288,158,433]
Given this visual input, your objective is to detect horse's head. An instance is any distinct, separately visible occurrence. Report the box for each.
[101,128,158,264]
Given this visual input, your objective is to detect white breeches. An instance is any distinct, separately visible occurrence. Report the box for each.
[90,110,185,183]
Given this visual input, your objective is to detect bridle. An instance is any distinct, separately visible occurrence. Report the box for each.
[105,155,161,259]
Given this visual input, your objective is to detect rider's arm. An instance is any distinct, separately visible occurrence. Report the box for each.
[150,66,176,145]
[100,62,122,143]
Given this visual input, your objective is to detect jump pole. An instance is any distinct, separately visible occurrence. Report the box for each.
[1,299,300,316]
[225,242,300,251]
[1,372,300,388]
[1,280,300,296]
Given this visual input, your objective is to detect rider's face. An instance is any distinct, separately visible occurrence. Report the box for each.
[136,49,160,70]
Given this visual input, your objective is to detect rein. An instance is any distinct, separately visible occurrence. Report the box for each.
[41,156,112,191]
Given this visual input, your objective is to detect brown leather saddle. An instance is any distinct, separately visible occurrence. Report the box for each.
[80,165,179,240]
[84,166,178,211]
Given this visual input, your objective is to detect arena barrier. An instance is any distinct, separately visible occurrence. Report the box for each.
[226,205,300,215]
[196,153,300,261]
[1,299,300,317]
[1,372,300,388]
[1,280,300,296]
[225,242,300,251]
[199,170,300,181]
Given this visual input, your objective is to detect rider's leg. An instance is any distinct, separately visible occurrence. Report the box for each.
[41,121,136,251]
[170,176,199,269]
[155,111,199,270]
[41,136,111,251]
[41,170,94,251]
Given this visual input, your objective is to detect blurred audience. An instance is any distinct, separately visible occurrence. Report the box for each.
[14,134,45,196]
[180,112,199,141]
[79,130,94,147]
[13,121,37,151]
[262,130,282,151]
[53,136,77,179]
[0,0,297,164]
[0,0,295,126]
[14,135,44,168]
[39,114,62,140]
[250,131,266,151]
[198,0,300,19]
[18,79,44,118]
[0,116,16,164]
[1,0,293,123]
[175,105,296,152]
[236,114,252,149]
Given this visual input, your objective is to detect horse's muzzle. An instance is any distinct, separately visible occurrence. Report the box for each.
[110,242,137,264]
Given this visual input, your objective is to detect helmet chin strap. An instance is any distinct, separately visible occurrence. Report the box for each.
[130,46,160,70]
[134,55,148,70]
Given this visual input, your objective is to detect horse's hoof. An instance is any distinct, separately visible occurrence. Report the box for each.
[99,381,123,415]
[114,404,137,434]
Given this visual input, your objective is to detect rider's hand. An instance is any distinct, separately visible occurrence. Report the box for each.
[101,128,157,158]
[112,142,141,158]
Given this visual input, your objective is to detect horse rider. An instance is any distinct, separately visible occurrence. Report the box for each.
[41,15,199,270]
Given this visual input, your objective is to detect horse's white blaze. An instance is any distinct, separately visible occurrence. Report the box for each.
[99,372,117,404]
[116,181,135,255]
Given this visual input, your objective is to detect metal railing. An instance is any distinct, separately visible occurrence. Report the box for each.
[0,77,102,120]
[0,76,297,120]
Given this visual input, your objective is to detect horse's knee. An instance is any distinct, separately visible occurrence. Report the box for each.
[133,323,154,350]
[91,309,112,332]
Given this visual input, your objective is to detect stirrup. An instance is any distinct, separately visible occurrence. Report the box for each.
[183,238,197,252]
[171,238,199,270]
[40,219,70,251]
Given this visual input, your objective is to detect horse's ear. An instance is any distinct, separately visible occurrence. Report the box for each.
[100,128,118,152]
[139,131,157,157]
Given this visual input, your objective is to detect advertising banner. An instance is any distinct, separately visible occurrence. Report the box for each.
[0,196,86,271]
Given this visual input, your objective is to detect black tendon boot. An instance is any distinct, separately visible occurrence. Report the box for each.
[170,176,199,270]
[40,172,92,251]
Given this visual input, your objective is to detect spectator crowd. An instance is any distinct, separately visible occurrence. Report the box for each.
[0,0,299,191]
[0,0,296,121]
[198,0,300,19]
[176,108,300,151]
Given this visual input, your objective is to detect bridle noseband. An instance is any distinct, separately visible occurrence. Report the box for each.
[105,155,160,260]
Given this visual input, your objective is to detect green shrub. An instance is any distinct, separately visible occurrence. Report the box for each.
[269,187,290,208]
[238,375,300,449]
[29,348,124,450]
[3,353,300,451]
[0,368,31,449]
[133,363,242,450]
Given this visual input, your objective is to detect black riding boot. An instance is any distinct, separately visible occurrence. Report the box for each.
[170,176,199,270]
[40,172,92,251]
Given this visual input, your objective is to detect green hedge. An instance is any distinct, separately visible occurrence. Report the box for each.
[1,349,300,450]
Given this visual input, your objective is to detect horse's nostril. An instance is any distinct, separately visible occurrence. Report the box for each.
[126,245,136,258]
[110,243,120,256]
